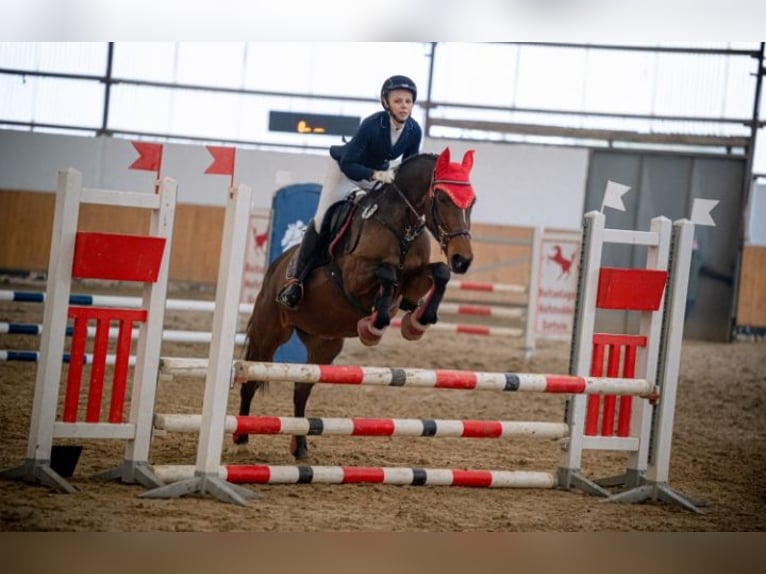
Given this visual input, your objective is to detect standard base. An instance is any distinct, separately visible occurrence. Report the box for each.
[557,468,611,498]
[605,481,705,513]
[559,467,704,513]
[95,461,163,489]
[139,472,261,506]
[0,459,78,493]
[592,468,644,489]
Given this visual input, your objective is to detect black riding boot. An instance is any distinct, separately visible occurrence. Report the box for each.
[276,223,322,310]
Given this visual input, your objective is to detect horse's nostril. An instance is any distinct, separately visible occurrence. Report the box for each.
[451,255,472,274]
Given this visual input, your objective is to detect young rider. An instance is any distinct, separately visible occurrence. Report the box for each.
[277,74,423,310]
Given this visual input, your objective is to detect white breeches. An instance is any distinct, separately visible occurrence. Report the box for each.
[312,159,375,232]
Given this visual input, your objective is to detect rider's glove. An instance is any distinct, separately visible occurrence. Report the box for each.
[372,169,396,184]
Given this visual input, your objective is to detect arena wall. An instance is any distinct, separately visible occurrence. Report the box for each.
[0,129,762,333]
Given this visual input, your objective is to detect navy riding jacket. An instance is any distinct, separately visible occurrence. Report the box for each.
[329,111,422,182]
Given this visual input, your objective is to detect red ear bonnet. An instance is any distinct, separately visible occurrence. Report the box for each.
[432,147,476,209]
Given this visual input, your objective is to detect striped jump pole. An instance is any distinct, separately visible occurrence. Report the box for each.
[0,349,137,366]
[153,413,570,439]
[0,289,253,315]
[436,302,524,320]
[2,319,516,342]
[3,289,526,319]
[158,357,210,378]
[441,281,534,353]
[390,318,522,338]
[1,322,247,345]
[3,293,524,342]
[222,360,656,396]
[152,464,557,488]
[4,318,521,342]
[446,280,526,294]
[61,282,500,310]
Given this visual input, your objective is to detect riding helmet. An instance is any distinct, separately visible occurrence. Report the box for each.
[380,75,417,107]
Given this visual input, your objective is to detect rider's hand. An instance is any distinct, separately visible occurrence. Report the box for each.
[372,169,396,184]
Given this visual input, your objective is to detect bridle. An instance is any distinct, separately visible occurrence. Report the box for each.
[427,171,474,254]
[367,158,473,265]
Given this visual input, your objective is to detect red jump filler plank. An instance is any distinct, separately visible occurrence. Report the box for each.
[596,267,667,311]
[72,232,166,282]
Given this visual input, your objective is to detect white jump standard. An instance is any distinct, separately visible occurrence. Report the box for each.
[0,168,178,492]
[143,179,257,505]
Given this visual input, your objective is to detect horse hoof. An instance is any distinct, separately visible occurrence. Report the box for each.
[293,448,310,460]
[290,436,309,460]
[232,432,249,445]
[400,312,427,341]
[231,442,251,455]
[357,317,384,346]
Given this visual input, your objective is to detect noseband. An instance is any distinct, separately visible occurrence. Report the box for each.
[428,176,473,254]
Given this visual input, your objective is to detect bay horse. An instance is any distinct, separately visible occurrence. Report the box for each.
[238,147,476,459]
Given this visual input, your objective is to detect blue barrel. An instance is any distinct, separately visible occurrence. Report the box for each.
[268,183,321,363]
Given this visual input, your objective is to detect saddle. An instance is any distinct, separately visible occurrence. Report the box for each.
[281,187,381,314]
[323,190,367,259]
[285,189,367,280]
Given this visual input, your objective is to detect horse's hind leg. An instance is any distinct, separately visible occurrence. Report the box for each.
[290,335,344,460]
[401,261,451,340]
[236,381,262,445]
[235,298,294,446]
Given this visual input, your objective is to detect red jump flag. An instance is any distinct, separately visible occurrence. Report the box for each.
[205,146,236,176]
[129,141,163,173]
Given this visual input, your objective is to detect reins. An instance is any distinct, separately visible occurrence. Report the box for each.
[370,181,427,268]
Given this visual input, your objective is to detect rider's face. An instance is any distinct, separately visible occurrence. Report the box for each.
[385,89,414,123]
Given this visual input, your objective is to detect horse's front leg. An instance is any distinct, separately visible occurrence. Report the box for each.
[357,262,397,346]
[400,261,451,341]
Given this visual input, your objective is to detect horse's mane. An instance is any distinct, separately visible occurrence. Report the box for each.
[391,153,437,198]
[397,152,437,174]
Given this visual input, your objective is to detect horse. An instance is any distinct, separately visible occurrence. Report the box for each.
[238,147,476,459]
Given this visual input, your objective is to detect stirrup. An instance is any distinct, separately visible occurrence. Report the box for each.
[277,279,303,310]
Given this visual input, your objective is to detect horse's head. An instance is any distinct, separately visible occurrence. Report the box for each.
[428,147,476,274]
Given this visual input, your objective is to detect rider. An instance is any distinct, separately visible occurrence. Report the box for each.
[277,74,423,310]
